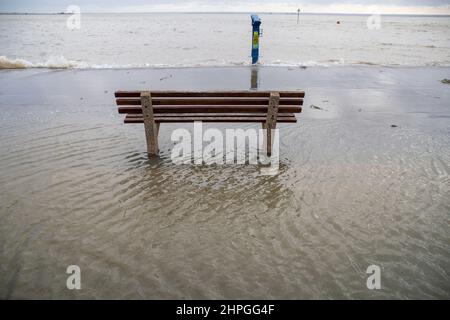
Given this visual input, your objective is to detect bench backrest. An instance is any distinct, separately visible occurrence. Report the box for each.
[115,90,303,123]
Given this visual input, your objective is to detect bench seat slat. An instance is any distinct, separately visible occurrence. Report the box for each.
[118,105,302,114]
[115,90,305,98]
[116,97,303,106]
[124,115,297,123]
[125,113,295,118]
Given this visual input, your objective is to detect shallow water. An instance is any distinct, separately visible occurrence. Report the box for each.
[0,66,449,299]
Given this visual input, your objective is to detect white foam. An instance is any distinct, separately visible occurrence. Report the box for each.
[0,55,87,69]
[0,55,331,70]
[0,56,34,69]
[1,55,449,70]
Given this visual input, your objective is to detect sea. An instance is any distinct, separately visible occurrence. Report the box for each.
[1,13,450,69]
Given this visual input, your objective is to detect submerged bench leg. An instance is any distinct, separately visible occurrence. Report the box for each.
[141,91,159,156]
[264,92,280,156]
[262,122,269,157]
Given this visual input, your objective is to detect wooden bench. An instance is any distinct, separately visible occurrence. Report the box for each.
[115,90,304,156]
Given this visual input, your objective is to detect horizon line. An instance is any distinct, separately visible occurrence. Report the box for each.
[1,11,450,16]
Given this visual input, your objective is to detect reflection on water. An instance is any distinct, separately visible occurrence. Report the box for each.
[250,67,259,90]
[0,67,449,299]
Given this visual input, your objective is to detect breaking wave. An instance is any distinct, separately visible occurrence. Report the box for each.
[1,55,449,70]
[0,55,332,69]
[0,55,89,69]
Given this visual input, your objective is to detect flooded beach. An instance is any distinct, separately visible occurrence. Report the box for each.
[0,66,449,299]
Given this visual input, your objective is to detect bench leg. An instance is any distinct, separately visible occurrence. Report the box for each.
[261,122,270,157]
[264,92,280,157]
[141,91,159,156]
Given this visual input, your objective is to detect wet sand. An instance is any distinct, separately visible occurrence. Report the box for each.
[0,66,449,299]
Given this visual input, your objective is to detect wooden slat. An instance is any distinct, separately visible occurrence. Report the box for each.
[124,115,297,123]
[115,90,305,98]
[118,105,302,114]
[125,113,295,118]
[116,97,303,106]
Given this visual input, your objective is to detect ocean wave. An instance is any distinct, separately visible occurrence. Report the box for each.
[0,55,87,69]
[1,55,449,70]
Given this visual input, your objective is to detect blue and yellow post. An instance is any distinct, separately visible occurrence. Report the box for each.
[251,15,261,64]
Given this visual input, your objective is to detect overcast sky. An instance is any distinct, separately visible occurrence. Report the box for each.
[1,0,450,14]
